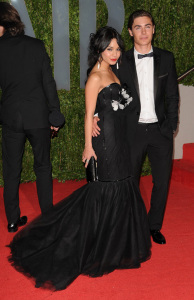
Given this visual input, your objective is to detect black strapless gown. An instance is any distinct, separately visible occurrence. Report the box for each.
[9,83,151,290]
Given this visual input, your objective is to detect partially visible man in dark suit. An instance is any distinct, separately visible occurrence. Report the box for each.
[0,2,65,232]
[93,10,179,244]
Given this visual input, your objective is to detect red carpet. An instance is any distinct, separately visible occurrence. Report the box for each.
[0,144,194,300]
[172,143,194,189]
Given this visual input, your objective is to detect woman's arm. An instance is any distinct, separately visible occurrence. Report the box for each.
[82,74,101,167]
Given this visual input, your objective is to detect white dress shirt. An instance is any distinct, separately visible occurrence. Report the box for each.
[134,47,158,123]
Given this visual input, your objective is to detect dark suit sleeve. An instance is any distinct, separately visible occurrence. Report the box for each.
[165,53,179,131]
[40,41,65,126]
[40,42,60,111]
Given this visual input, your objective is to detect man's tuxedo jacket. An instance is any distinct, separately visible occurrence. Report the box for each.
[0,32,61,131]
[114,47,179,141]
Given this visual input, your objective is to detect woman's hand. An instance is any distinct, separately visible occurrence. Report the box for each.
[82,146,97,168]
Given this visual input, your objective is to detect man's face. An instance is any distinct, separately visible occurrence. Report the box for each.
[128,16,155,48]
[0,26,5,37]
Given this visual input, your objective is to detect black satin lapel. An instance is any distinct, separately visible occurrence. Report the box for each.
[153,51,160,101]
[126,52,140,99]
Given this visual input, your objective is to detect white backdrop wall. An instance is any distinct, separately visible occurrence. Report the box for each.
[174,84,194,159]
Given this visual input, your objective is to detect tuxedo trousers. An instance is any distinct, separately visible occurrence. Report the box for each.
[130,122,173,231]
[2,126,53,223]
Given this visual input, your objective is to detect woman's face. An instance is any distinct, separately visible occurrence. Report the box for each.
[101,38,121,65]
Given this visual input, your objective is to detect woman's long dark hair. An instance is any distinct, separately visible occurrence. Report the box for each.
[0,2,25,36]
[87,26,124,77]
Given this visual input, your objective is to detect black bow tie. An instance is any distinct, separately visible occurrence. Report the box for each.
[138,52,154,59]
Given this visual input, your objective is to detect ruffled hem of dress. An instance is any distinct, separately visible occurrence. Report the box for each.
[8,249,151,291]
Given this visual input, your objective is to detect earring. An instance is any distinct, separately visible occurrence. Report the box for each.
[98,62,100,69]
[116,61,119,69]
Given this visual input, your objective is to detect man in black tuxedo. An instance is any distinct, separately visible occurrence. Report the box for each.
[118,10,179,244]
[94,10,179,244]
[0,3,65,232]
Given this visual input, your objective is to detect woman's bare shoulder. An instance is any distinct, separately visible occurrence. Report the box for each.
[86,71,102,90]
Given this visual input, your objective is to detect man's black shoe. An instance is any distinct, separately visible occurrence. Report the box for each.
[17,216,28,226]
[8,223,18,232]
[150,230,166,244]
[8,216,28,233]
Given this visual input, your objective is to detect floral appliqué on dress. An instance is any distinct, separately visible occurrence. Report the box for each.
[111,86,133,111]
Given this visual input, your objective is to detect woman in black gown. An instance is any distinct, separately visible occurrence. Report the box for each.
[9,27,151,291]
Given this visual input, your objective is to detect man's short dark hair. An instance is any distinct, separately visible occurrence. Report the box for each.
[128,10,155,30]
[0,2,25,36]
